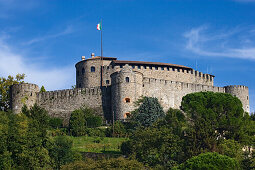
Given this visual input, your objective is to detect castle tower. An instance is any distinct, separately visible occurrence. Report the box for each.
[224,85,250,113]
[75,55,116,88]
[10,83,39,114]
[111,64,143,120]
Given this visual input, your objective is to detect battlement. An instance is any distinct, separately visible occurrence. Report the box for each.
[224,85,248,90]
[143,77,224,92]
[37,87,102,102]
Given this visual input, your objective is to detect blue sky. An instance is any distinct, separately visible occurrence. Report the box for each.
[0,0,255,112]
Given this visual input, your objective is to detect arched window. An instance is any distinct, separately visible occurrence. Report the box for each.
[106,80,110,84]
[82,68,85,75]
[124,112,131,118]
[125,77,129,83]
[91,66,95,72]
[124,98,130,103]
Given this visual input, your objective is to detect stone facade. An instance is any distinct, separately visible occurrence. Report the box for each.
[10,55,250,124]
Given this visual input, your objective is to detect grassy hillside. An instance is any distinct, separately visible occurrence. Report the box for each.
[68,136,127,154]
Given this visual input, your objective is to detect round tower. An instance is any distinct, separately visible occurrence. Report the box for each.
[111,64,143,120]
[224,85,250,113]
[10,83,39,114]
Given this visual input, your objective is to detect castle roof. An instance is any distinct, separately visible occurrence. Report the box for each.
[112,60,192,70]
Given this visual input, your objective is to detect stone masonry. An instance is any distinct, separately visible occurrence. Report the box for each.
[10,54,250,125]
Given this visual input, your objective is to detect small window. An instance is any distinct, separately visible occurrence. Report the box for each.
[120,65,123,68]
[149,66,152,69]
[77,70,80,76]
[82,68,85,75]
[155,67,158,70]
[125,77,130,83]
[132,65,135,69]
[106,80,110,84]
[177,69,180,72]
[167,67,169,71]
[161,67,164,70]
[124,98,131,103]
[143,66,146,69]
[172,68,175,71]
[138,65,141,69]
[124,112,131,118]
[247,96,249,100]
[91,66,95,72]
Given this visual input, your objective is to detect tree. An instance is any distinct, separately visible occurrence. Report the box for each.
[48,136,80,169]
[178,152,240,170]
[69,109,86,136]
[40,85,46,92]
[121,125,185,168]
[181,92,250,156]
[0,74,25,111]
[131,96,165,127]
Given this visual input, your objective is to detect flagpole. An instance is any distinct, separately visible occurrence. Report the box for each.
[100,19,103,87]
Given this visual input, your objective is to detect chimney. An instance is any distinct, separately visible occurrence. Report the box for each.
[91,53,95,58]
[81,56,85,60]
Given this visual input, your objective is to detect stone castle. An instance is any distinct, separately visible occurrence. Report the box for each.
[10,53,250,125]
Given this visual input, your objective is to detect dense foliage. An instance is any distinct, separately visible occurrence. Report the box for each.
[0,74,25,111]
[69,106,103,136]
[178,152,240,170]
[61,157,145,170]
[130,96,165,127]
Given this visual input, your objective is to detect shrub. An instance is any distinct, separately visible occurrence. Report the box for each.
[49,117,63,129]
[69,110,86,136]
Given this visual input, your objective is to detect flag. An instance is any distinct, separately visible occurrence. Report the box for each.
[97,22,102,30]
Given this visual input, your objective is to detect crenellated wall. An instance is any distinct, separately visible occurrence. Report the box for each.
[142,77,224,111]
[37,87,111,125]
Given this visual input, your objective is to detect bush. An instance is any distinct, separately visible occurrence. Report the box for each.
[69,110,86,136]
[86,128,106,137]
[49,117,63,129]
[61,157,145,170]
[178,152,240,170]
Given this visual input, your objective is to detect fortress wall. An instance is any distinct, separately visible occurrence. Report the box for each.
[37,87,108,125]
[142,77,224,111]
[131,66,214,86]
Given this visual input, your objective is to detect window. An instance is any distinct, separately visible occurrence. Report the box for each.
[132,65,135,69]
[82,68,85,75]
[149,66,152,69]
[91,66,95,72]
[138,65,141,69]
[124,98,131,103]
[167,67,169,71]
[106,80,110,84]
[124,112,131,118]
[120,65,123,68]
[247,96,249,100]
[143,66,146,69]
[161,67,164,70]
[125,77,130,83]
[155,67,158,70]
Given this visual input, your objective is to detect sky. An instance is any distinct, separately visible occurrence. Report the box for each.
[0,0,254,112]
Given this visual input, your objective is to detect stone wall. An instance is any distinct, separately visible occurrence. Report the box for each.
[37,87,111,125]
[142,77,225,112]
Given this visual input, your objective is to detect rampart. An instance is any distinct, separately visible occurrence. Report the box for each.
[37,87,111,125]
[142,77,224,111]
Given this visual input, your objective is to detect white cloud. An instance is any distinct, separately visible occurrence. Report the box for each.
[0,35,75,91]
[184,26,255,60]
[24,26,74,45]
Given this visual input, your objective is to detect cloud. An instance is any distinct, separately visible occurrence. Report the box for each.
[24,26,74,45]
[0,34,75,91]
[184,26,255,60]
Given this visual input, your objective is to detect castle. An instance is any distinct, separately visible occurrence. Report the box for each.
[10,53,250,125]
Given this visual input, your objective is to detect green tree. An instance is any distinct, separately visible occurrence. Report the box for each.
[69,109,86,136]
[178,152,240,170]
[121,125,184,168]
[181,92,249,156]
[49,136,80,169]
[61,157,145,170]
[131,96,165,127]
[40,85,46,92]
[0,74,25,111]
